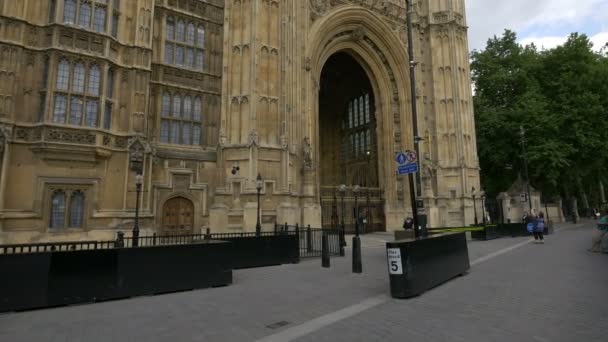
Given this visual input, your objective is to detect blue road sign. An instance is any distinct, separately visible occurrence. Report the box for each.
[396,153,407,165]
[398,163,418,175]
[396,151,418,175]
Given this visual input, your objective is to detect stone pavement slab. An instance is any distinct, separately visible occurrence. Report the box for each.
[0,222,605,342]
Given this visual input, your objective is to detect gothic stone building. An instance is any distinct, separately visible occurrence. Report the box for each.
[0,0,480,243]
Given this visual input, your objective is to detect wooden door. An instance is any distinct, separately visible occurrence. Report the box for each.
[162,197,194,235]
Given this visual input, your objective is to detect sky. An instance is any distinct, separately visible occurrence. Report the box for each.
[465,0,608,52]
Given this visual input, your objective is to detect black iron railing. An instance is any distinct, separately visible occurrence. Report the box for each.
[0,225,342,259]
[0,240,116,254]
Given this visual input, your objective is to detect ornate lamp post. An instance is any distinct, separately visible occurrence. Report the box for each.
[338,184,347,253]
[133,173,143,247]
[352,185,362,273]
[481,191,486,225]
[255,173,263,236]
[520,126,533,213]
[472,186,478,226]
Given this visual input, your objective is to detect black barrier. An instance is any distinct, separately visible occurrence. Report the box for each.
[386,232,470,298]
[214,233,300,269]
[471,225,500,240]
[0,240,232,313]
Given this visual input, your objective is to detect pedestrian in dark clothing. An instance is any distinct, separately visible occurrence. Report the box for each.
[534,211,545,244]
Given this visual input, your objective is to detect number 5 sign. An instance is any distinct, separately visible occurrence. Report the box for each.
[387,248,403,275]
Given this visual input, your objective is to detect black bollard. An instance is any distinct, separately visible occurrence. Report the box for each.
[205,228,211,240]
[339,224,345,256]
[274,222,278,235]
[152,233,157,246]
[352,235,362,273]
[322,231,330,268]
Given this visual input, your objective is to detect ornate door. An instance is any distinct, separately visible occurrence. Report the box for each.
[162,197,194,235]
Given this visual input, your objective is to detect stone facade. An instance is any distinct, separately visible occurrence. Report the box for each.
[0,0,480,243]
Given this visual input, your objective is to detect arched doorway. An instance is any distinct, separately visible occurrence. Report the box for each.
[319,52,384,233]
[162,197,194,235]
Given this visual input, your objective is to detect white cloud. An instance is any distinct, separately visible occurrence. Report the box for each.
[466,0,608,52]
[519,32,608,52]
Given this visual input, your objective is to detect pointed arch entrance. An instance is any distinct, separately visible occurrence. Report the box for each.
[319,52,384,233]
[162,196,194,235]
[306,6,416,231]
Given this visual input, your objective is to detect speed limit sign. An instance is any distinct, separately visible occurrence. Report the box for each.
[387,248,403,275]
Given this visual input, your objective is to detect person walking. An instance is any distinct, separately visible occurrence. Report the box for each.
[534,211,545,244]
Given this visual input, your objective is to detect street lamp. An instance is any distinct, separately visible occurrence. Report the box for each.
[352,185,362,273]
[338,184,347,253]
[472,186,478,226]
[520,126,533,213]
[255,173,263,236]
[481,191,486,225]
[353,185,360,237]
[133,173,143,247]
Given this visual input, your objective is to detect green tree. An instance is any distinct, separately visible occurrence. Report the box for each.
[471,30,608,211]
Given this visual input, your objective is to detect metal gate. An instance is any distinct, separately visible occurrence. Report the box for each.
[320,186,385,234]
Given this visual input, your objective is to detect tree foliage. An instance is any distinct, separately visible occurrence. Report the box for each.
[472,30,608,207]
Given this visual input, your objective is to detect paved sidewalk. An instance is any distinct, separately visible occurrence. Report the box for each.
[1,222,606,342]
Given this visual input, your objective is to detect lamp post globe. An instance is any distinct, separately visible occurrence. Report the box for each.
[255,173,263,236]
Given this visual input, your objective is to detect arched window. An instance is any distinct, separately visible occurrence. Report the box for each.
[359,96,365,125]
[78,2,92,28]
[170,121,179,144]
[196,50,204,71]
[197,26,205,47]
[87,65,101,96]
[185,48,194,68]
[176,46,184,65]
[50,191,66,229]
[186,23,195,44]
[72,62,85,93]
[166,17,174,40]
[53,95,67,123]
[364,93,370,123]
[63,0,77,24]
[86,100,98,127]
[93,5,107,32]
[162,93,171,117]
[69,191,85,228]
[176,20,185,41]
[172,94,181,117]
[183,96,192,119]
[69,97,83,125]
[160,120,169,143]
[182,123,191,145]
[56,59,70,91]
[106,69,114,98]
[193,97,201,121]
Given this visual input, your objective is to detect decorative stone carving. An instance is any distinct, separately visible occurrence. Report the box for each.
[0,124,11,153]
[280,134,288,150]
[302,136,313,169]
[128,136,151,172]
[351,26,365,41]
[247,129,259,147]
[310,0,330,21]
[218,127,227,147]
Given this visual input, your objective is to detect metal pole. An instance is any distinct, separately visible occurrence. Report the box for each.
[481,195,486,225]
[256,188,261,236]
[520,126,532,213]
[133,180,141,247]
[406,0,422,235]
[473,191,478,226]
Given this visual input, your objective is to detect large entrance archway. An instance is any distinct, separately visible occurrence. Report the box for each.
[318,52,384,233]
